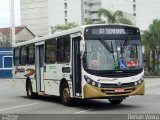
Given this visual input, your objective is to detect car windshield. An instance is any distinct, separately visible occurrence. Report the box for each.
[83,39,143,71]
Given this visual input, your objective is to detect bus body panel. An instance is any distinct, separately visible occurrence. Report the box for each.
[83,82,144,99]
[13,24,144,102]
[81,66,144,99]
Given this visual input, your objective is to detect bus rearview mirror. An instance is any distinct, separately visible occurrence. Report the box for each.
[80,35,85,57]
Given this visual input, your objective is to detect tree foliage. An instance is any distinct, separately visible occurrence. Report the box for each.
[97,8,133,25]
[142,19,160,73]
[53,22,78,33]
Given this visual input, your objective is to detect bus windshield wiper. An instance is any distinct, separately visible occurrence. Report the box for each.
[98,38,114,53]
[98,38,116,63]
[121,38,130,53]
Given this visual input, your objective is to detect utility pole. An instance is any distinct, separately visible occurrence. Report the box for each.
[81,0,85,25]
[10,0,16,46]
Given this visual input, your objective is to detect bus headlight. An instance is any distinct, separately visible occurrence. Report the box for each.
[84,76,91,83]
[141,76,144,81]
[92,81,96,86]
[138,80,141,84]
[86,78,91,83]
[98,83,101,87]
[134,77,144,86]
[138,77,144,84]
[84,75,101,88]
[134,81,138,86]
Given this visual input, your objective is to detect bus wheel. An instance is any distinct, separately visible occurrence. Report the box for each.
[26,81,37,99]
[60,82,74,106]
[108,99,123,105]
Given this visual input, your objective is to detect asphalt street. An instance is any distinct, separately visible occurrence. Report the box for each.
[0,78,160,120]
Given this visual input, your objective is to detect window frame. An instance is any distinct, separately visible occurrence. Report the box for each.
[28,44,35,65]
[57,35,71,63]
[45,38,57,64]
[20,45,28,65]
[14,47,20,66]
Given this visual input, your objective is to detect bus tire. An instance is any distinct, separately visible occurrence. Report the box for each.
[60,82,74,106]
[108,99,123,105]
[26,81,37,99]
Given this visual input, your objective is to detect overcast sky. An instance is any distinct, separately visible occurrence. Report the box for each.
[0,0,160,30]
[0,0,20,27]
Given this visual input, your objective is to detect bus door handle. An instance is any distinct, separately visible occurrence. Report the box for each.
[44,65,46,72]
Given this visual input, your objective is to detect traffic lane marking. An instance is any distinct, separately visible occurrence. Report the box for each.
[0,103,38,112]
[75,109,93,114]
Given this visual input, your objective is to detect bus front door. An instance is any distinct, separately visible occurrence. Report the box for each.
[35,43,45,93]
[72,36,82,97]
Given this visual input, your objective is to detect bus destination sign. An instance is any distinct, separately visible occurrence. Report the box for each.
[92,28,127,35]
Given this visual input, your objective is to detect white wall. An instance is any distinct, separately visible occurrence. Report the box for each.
[67,0,82,25]
[16,28,35,42]
[101,0,160,30]
[101,0,133,14]
[21,0,49,36]
[48,0,65,28]
[48,0,82,28]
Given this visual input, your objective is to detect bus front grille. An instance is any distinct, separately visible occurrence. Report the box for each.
[101,82,135,88]
[101,87,135,95]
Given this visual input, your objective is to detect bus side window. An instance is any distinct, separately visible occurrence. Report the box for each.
[20,46,28,65]
[28,44,35,64]
[45,39,57,64]
[14,47,20,66]
[57,36,70,63]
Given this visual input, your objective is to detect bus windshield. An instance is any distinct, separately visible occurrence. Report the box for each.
[83,39,143,71]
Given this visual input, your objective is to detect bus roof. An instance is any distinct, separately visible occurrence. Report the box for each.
[13,24,138,47]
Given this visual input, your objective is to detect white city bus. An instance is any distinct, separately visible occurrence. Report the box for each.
[13,24,144,106]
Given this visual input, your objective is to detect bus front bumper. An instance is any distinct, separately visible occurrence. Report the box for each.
[83,81,145,99]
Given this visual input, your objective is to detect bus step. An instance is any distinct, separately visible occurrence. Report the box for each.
[38,92,45,96]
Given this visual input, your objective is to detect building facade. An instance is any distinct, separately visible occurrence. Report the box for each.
[21,0,136,36]
[101,0,136,24]
[20,0,160,36]
[0,47,12,78]
[0,26,35,46]
[21,0,102,36]
[0,26,35,78]
[102,0,160,30]
[20,0,48,37]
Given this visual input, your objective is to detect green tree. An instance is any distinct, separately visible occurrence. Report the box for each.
[53,22,78,33]
[142,19,160,73]
[98,8,133,25]
[142,31,152,72]
[85,19,94,25]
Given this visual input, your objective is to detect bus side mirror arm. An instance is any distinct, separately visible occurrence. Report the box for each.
[80,35,85,58]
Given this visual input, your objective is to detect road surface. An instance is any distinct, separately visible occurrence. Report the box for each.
[0,78,159,120]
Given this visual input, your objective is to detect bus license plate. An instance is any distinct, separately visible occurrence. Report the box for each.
[115,88,124,93]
